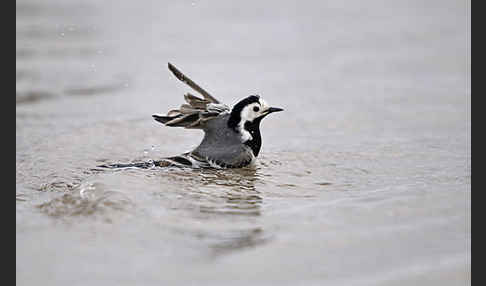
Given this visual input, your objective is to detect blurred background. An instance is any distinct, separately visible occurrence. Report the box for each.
[17,0,470,285]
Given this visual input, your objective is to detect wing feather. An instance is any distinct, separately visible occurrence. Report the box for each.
[152,63,230,129]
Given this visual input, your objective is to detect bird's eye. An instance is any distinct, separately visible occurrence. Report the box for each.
[253,106,260,112]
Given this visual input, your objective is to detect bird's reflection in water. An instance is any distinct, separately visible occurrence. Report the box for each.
[159,166,271,257]
[163,166,263,216]
[200,168,262,217]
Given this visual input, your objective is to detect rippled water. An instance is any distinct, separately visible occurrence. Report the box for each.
[17,0,470,285]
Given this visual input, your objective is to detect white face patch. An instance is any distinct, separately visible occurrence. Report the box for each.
[240,98,270,122]
[238,102,259,141]
[236,98,271,142]
[240,102,262,122]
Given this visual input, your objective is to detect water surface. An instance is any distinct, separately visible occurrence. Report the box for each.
[16,0,470,285]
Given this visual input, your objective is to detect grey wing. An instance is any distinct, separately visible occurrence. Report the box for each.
[152,63,230,129]
[152,93,229,129]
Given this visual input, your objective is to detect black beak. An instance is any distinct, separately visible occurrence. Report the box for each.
[267,107,284,113]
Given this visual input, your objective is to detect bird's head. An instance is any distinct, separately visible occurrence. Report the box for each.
[228,95,283,141]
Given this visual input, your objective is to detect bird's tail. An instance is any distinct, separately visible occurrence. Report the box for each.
[96,161,160,169]
[95,153,208,170]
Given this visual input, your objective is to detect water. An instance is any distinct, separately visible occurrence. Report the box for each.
[16,0,470,285]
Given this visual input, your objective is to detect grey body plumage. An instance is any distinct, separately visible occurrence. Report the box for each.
[191,113,255,168]
[100,63,283,170]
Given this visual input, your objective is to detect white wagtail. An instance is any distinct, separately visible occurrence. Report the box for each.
[100,63,283,169]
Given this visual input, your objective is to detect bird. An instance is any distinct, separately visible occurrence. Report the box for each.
[99,63,283,169]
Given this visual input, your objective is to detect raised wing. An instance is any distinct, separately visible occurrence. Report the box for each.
[152,63,230,129]
[167,62,221,104]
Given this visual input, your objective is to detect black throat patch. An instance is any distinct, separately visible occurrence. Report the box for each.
[243,117,263,157]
